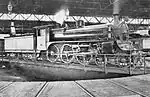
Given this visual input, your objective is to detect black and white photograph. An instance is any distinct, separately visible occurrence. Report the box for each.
[0,0,149,96]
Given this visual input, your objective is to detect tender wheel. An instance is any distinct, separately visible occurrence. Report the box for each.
[60,44,74,63]
[76,53,93,65]
[9,52,16,59]
[47,44,59,63]
[27,53,36,61]
[21,53,28,60]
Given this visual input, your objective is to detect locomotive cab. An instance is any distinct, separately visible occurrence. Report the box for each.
[33,24,54,51]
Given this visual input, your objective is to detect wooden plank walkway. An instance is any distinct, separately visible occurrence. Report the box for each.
[0,74,150,97]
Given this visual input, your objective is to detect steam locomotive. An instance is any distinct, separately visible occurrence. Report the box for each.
[3,17,150,66]
[2,0,150,66]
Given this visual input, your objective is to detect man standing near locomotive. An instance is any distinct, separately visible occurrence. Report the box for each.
[10,21,16,36]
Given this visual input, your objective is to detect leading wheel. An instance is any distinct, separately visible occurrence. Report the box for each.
[60,44,74,63]
[47,44,59,63]
[95,55,104,66]
[132,55,144,67]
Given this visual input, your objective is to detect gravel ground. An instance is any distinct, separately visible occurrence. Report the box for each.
[0,62,27,81]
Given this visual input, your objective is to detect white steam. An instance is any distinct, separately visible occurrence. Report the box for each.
[54,8,69,25]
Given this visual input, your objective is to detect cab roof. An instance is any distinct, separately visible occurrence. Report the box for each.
[33,24,54,29]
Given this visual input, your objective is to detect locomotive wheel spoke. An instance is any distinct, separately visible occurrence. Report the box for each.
[76,54,92,66]
[47,45,59,63]
[28,53,36,61]
[60,44,74,64]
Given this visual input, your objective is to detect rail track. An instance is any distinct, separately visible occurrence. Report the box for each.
[0,82,14,92]
[108,80,148,97]
[34,82,49,97]
[74,81,96,97]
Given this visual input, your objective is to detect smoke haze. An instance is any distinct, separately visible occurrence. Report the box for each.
[54,6,69,25]
[113,0,128,15]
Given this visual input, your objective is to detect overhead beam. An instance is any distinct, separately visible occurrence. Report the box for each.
[0,13,149,25]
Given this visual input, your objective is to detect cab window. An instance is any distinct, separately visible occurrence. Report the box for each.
[37,29,46,36]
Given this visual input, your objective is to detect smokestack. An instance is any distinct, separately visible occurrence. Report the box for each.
[113,0,120,15]
[113,0,128,26]
[113,0,120,26]
[113,0,129,41]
